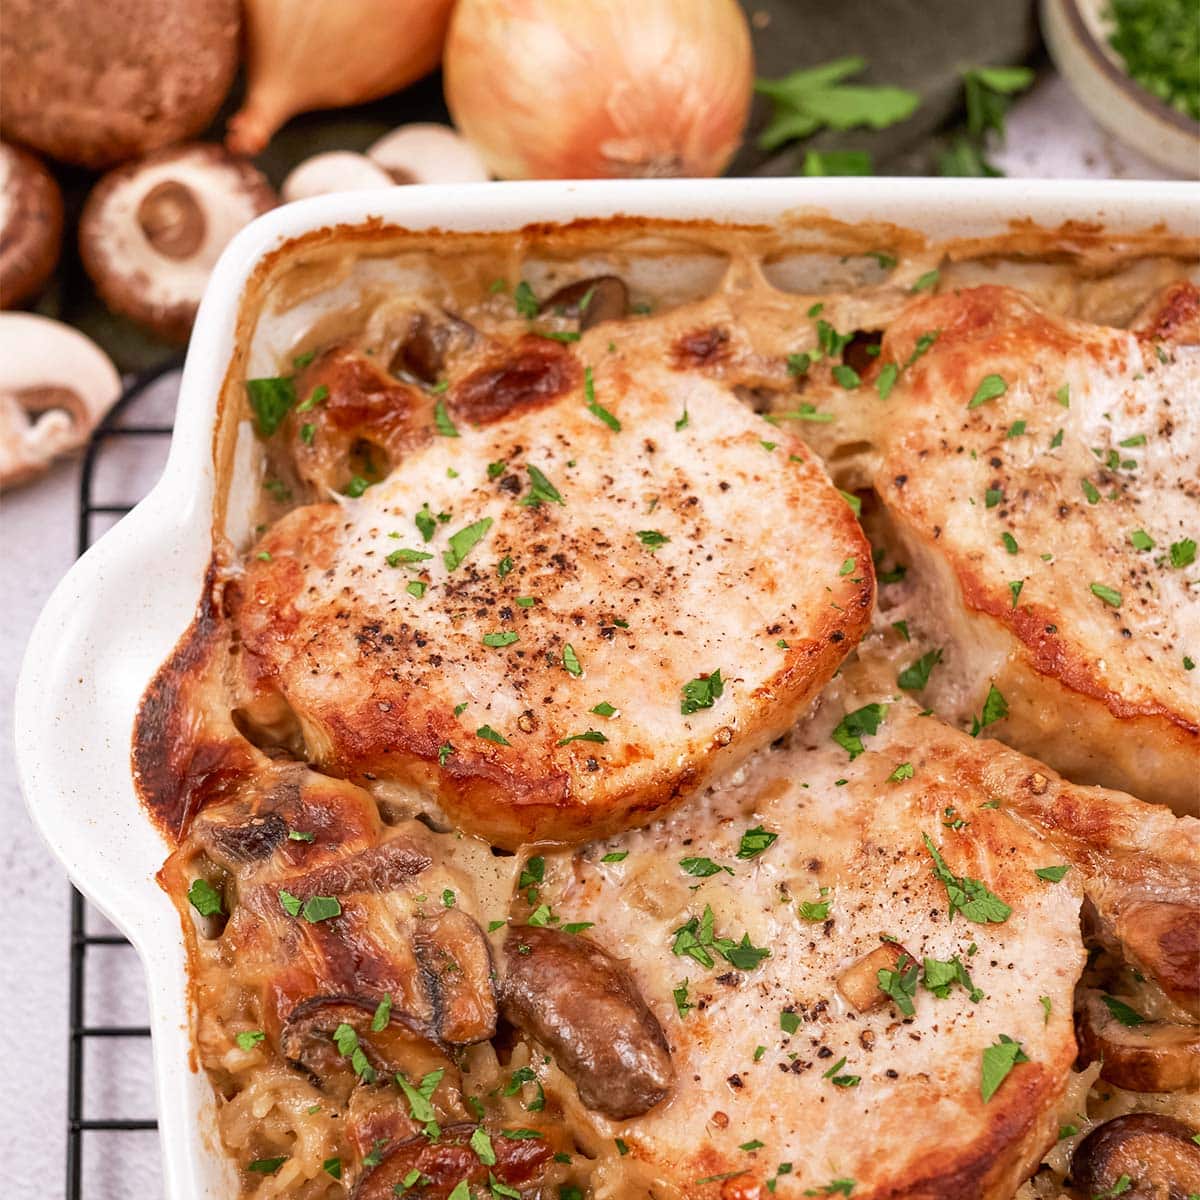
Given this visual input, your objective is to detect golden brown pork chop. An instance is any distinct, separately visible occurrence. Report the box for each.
[520,703,1092,1199]
[233,345,872,848]
[872,283,1200,813]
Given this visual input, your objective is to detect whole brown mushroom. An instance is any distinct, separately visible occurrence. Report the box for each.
[0,143,63,308]
[0,0,239,169]
[79,145,276,342]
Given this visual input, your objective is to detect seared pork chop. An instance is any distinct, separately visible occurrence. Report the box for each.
[869,283,1200,814]
[233,345,872,848]
[518,706,1089,1199]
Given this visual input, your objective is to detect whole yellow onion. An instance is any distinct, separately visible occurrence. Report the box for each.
[444,0,754,180]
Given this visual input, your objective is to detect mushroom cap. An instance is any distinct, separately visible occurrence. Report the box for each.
[366,123,490,184]
[0,313,120,489]
[0,142,63,308]
[0,0,239,168]
[79,143,277,343]
[281,152,394,205]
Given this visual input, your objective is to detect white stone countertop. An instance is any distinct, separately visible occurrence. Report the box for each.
[0,73,1184,1199]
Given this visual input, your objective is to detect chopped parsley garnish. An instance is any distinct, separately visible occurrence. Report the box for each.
[371,993,393,1032]
[482,631,519,647]
[247,1157,287,1175]
[968,374,1007,409]
[1008,580,1023,608]
[1129,529,1155,551]
[386,547,433,568]
[1050,428,1064,449]
[831,364,861,389]
[922,955,983,1002]
[1089,582,1122,607]
[433,399,459,437]
[497,555,514,578]
[235,1030,265,1051]
[839,489,863,517]
[680,669,724,715]
[1055,384,1070,407]
[1006,419,1026,438]
[831,702,887,759]
[680,856,733,878]
[343,475,371,498]
[476,725,510,746]
[737,825,778,859]
[470,1126,496,1166]
[333,1022,377,1083]
[519,464,565,507]
[562,644,583,676]
[1082,478,1101,504]
[1001,532,1019,555]
[407,580,426,599]
[897,647,942,691]
[1170,537,1197,568]
[780,1010,802,1034]
[877,953,919,1015]
[1034,864,1070,882]
[556,729,608,746]
[246,377,297,436]
[675,407,690,430]
[876,361,900,399]
[888,762,914,782]
[415,504,437,542]
[513,280,539,318]
[582,366,620,431]
[188,878,224,917]
[536,329,581,343]
[1101,995,1147,1027]
[601,850,629,862]
[796,894,831,921]
[980,1035,1028,1102]
[591,701,617,717]
[296,383,328,414]
[923,833,1011,923]
[637,529,670,549]
[673,980,694,1017]
[300,423,315,444]
[322,1157,341,1179]
[503,1065,546,1112]
[969,684,1008,736]
[293,350,315,368]
[671,905,770,971]
[442,517,493,571]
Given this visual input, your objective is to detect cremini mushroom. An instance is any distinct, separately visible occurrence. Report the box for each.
[1070,1113,1200,1198]
[0,0,239,168]
[1076,989,1200,1093]
[280,151,394,204]
[79,144,276,342]
[366,124,490,185]
[0,313,120,489]
[539,274,629,330]
[0,143,62,308]
[501,924,674,1119]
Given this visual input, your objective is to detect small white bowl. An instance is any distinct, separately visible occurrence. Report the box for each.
[1042,0,1200,177]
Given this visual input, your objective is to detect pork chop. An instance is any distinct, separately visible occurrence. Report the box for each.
[232,343,872,848]
[866,283,1200,814]
[517,704,1089,1199]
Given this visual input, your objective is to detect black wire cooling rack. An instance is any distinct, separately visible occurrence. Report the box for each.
[67,357,183,1200]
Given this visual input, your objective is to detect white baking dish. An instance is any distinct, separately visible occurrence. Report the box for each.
[15,178,1200,1198]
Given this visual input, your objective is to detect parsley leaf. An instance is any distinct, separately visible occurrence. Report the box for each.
[519,464,565,507]
[736,825,778,859]
[877,952,919,1015]
[246,377,297,437]
[980,1034,1029,1102]
[583,366,621,431]
[433,399,459,437]
[754,57,919,151]
[188,878,224,917]
[681,669,724,715]
[442,517,493,571]
[1034,864,1070,882]
[923,833,1011,923]
[476,725,510,746]
[968,374,1007,409]
[897,647,942,691]
[831,703,887,759]
[1101,995,1147,1027]
[637,529,670,549]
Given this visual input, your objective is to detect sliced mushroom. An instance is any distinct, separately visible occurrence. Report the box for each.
[280,994,451,1086]
[0,313,120,488]
[1076,990,1200,1093]
[79,143,276,341]
[501,925,673,1119]
[1113,901,1200,1020]
[414,909,497,1044]
[351,1123,553,1200]
[280,152,394,204]
[0,143,62,308]
[366,124,489,185]
[837,941,915,1013]
[539,274,629,330]
[0,0,239,168]
[1070,1113,1200,1199]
